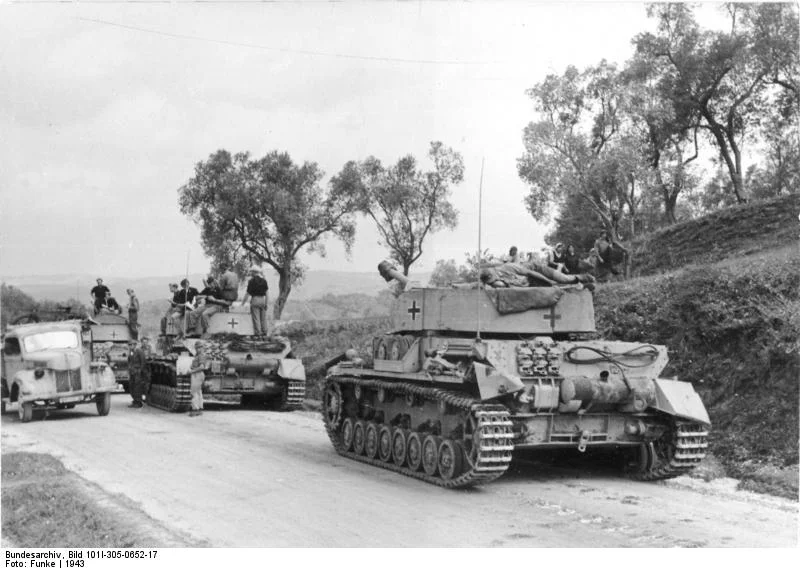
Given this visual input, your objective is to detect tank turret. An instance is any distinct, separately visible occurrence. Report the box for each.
[321,261,709,488]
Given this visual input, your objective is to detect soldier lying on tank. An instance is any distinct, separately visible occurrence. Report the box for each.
[480,261,594,288]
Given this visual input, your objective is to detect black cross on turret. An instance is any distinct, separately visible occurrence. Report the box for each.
[543,306,561,328]
[227,318,239,329]
[407,300,421,321]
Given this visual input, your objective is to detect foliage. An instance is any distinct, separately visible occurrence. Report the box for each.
[355,142,464,275]
[178,150,363,319]
[1,283,85,330]
[633,3,799,203]
[427,249,485,286]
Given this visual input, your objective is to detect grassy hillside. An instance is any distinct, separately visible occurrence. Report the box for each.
[594,246,799,496]
[629,193,799,277]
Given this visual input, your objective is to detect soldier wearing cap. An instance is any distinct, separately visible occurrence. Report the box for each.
[187,341,208,417]
[241,266,270,339]
[127,337,151,408]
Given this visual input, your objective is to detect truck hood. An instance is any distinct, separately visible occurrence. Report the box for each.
[24,350,82,371]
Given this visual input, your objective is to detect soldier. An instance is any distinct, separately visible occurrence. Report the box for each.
[90,278,110,315]
[187,341,208,417]
[127,338,149,408]
[241,266,269,339]
[126,288,140,340]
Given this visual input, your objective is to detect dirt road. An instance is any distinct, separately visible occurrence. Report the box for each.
[1,395,797,547]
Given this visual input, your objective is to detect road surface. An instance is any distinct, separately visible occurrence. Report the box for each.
[1,395,797,547]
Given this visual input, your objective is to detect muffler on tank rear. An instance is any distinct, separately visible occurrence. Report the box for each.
[559,373,655,413]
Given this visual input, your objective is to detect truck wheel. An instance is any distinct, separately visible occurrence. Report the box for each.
[96,393,111,416]
[18,402,33,423]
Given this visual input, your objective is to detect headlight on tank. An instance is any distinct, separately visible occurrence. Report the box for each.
[34,368,45,379]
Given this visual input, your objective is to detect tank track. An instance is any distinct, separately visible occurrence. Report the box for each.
[145,360,191,413]
[284,379,305,409]
[323,375,513,489]
[630,422,709,481]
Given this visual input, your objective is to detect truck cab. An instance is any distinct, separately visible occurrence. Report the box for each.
[1,321,117,421]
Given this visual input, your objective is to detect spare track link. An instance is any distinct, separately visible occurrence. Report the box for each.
[633,422,709,481]
[323,375,513,489]
[146,361,191,413]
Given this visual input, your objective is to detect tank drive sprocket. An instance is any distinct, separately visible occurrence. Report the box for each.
[322,375,514,488]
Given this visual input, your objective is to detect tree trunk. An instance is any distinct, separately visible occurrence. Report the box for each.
[273,269,292,320]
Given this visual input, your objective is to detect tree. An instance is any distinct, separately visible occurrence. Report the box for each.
[518,61,646,243]
[633,3,799,203]
[357,142,464,275]
[178,150,363,319]
[427,250,484,287]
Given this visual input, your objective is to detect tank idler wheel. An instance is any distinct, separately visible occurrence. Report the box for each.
[353,421,367,455]
[462,414,481,469]
[96,393,111,416]
[341,418,356,451]
[438,440,465,481]
[422,435,443,477]
[18,402,33,423]
[392,429,409,467]
[365,423,380,459]
[378,425,393,463]
[323,382,343,429]
[406,432,424,471]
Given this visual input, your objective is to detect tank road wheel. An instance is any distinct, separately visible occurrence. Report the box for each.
[323,382,344,430]
[95,393,111,416]
[374,337,390,360]
[378,425,393,463]
[627,424,702,482]
[438,440,465,481]
[392,429,409,467]
[353,421,367,455]
[407,432,424,471]
[18,402,33,423]
[341,418,356,451]
[365,423,380,459]
[422,435,442,477]
[389,336,411,361]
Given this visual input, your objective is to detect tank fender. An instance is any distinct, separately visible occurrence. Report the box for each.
[473,362,524,401]
[278,358,306,381]
[651,378,710,425]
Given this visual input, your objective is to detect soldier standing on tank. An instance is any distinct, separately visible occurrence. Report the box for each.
[241,266,269,339]
[188,341,208,417]
[90,278,110,315]
[126,288,140,340]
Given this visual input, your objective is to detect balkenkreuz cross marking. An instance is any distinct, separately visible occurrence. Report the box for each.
[407,300,421,321]
[543,306,561,328]
[227,318,239,329]
[110,331,118,339]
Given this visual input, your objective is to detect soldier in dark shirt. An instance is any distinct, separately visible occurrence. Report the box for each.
[241,266,270,338]
[127,338,150,408]
[90,278,110,315]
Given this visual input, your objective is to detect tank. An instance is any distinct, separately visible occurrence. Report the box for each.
[321,261,710,488]
[146,306,306,412]
[89,313,133,391]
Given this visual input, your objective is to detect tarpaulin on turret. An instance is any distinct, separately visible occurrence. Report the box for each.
[485,287,564,315]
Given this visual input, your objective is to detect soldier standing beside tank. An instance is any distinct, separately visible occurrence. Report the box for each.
[127,338,149,408]
[188,341,208,417]
[241,266,269,339]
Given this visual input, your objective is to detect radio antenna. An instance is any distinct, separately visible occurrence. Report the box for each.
[182,250,190,338]
[476,158,485,342]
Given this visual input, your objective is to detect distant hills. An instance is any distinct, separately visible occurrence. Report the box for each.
[1,268,432,303]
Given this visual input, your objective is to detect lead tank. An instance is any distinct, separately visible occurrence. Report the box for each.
[147,306,306,412]
[321,261,710,488]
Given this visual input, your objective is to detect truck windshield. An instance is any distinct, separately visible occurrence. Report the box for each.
[23,331,80,353]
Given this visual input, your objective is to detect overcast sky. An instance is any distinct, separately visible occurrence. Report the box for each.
[0,1,725,280]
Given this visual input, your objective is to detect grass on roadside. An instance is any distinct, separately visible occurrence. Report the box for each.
[2,452,147,547]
